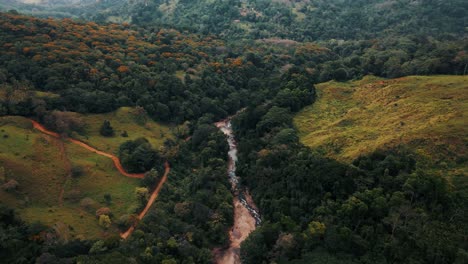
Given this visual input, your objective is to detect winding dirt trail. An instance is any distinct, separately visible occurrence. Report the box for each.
[29,118,170,239]
[29,119,144,178]
[120,161,170,239]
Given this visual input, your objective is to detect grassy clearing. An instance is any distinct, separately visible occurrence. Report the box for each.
[64,141,140,220]
[0,110,166,239]
[19,206,103,240]
[73,107,173,154]
[0,116,66,207]
[294,75,467,172]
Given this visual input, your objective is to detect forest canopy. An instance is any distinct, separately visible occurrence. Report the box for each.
[0,1,466,263]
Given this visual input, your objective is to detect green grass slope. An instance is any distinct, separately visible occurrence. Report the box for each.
[0,110,173,239]
[294,75,467,173]
[74,107,173,154]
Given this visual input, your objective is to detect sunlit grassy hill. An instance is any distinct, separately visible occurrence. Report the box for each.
[294,75,467,173]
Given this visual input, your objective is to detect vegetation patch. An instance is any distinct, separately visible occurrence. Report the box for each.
[0,116,66,207]
[73,107,173,154]
[294,75,468,171]
[0,112,170,239]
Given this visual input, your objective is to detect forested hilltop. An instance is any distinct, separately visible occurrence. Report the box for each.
[118,0,468,41]
[0,0,466,263]
[5,0,467,41]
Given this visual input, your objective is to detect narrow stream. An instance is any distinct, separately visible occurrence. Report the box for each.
[214,118,261,264]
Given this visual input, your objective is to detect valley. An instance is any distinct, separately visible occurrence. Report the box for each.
[0,1,467,263]
[214,118,261,264]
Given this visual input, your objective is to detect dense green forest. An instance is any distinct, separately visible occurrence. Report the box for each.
[0,11,465,125]
[126,0,467,41]
[0,0,467,263]
[232,100,467,263]
[7,0,466,41]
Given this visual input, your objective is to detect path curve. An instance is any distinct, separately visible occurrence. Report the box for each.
[120,161,170,239]
[29,118,170,239]
[29,119,144,178]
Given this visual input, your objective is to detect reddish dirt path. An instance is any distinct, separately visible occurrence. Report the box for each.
[120,161,170,239]
[29,119,144,178]
[29,118,170,239]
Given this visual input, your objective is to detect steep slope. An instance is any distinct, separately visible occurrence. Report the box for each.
[294,75,467,172]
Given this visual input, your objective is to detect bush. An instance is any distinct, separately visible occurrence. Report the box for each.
[103,193,112,205]
[98,215,111,229]
[71,165,84,178]
[99,120,114,137]
[119,138,161,173]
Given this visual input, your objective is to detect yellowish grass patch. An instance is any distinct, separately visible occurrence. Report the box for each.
[294,75,467,170]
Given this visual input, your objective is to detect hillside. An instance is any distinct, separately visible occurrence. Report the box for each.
[0,5,466,264]
[294,75,467,170]
[137,0,467,40]
[0,111,173,240]
[6,0,466,41]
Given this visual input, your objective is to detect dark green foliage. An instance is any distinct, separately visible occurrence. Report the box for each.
[0,204,45,263]
[233,105,468,263]
[71,165,84,178]
[118,138,161,173]
[274,68,316,111]
[103,194,111,205]
[0,4,465,263]
[71,0,467,42]
[142,168,160,188]
[99,120,114,137]
[86,124,233,263]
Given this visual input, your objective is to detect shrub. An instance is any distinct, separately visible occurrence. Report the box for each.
[99,120,114,137]
[71,165,84,178]
[98,215,111,229]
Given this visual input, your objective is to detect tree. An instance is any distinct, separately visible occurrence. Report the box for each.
[135,187,149,204]
[273,128,298,145]
[240,230,268,264]
[98,215,111,229]
[99,120,114,137]
[89,240,108,254]
[332,68,348,81]
[104,193,112,205]
[143,168,159,188]
[256,106,292,135]
[71,165,84,178]
[119,138,160,173]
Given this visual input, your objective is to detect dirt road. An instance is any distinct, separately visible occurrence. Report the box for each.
[29,118,169,239]
[120,161,170,239]
[30,119,144,178]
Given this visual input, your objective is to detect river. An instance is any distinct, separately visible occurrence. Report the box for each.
[214,118,261,264]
